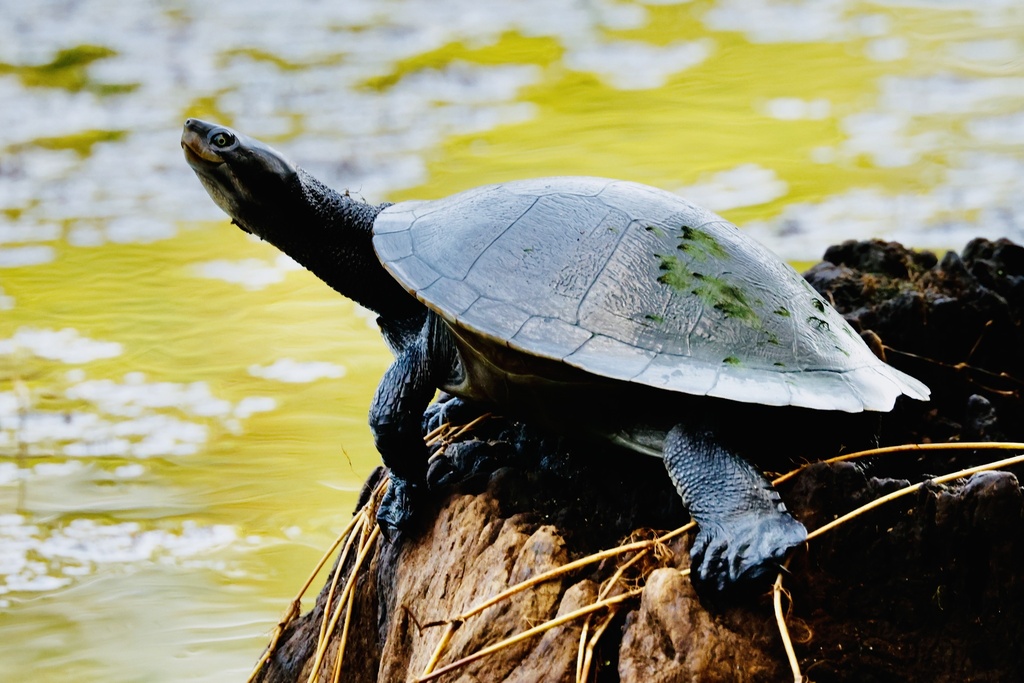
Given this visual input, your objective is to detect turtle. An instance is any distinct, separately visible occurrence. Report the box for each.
[181,118,930,590]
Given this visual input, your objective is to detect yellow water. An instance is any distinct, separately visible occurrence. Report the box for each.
[0,226,389,679]
[1,2,1023,680]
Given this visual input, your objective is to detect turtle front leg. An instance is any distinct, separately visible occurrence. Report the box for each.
[369,337,439,539]
[663,424,807,591]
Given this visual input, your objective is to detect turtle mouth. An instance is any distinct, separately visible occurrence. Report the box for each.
[180,128,225,169]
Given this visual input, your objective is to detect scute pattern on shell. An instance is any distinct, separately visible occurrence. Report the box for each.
[374,177,929,412]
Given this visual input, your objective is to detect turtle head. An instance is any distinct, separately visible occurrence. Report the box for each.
[181,118,299,238]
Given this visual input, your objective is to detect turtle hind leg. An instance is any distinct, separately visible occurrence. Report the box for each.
[663,424,807,592]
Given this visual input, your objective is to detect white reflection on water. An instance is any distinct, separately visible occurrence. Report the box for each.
[676,164,789,212]
[193,252,302,290]
[248,358,347,383]
[747,71,1024,258]
[0,514,239,597]
[0,369,277,459]
[0,328,122,364]
[0,245,57,268]
[565,39,715,89]
[706,0,891,43]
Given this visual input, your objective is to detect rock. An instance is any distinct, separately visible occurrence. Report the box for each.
[785,467,1024,683]
[252,239,1024,682]
[618,568,783,683]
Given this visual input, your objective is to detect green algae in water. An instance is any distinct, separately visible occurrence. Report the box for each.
[181,96,236,131]
[220,47,344,72]
[24,129,127,157]
[360,31,563,91]
[0,44,138,94]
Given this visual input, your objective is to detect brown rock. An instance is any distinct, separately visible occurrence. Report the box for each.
[619,568,782,683]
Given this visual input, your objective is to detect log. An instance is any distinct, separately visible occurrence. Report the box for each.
[252,238,1024,683]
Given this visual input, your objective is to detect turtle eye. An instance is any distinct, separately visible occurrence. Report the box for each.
[210,130,235,148]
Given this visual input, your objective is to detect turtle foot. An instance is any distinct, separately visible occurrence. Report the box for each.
[422,393,478,436]
[376,476,425,541]
[690,511,807,592]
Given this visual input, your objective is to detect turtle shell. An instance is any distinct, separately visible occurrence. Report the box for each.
[373,177,929,412]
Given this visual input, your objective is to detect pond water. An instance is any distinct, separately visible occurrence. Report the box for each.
[1,1,1022,680]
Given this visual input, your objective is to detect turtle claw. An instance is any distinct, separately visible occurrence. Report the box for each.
[376,476,424,541]
[422,393,475,435]
[690,513,807,591]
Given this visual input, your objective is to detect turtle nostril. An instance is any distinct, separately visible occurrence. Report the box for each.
[185,118,193,126]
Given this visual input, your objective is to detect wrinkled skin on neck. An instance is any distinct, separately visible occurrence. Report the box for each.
[274,167,423,324]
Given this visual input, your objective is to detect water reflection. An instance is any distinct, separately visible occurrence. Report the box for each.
[1,1,1023,680]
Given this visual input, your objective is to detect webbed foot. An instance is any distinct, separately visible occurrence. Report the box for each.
[376,475,425,541]
[690,510,807,591]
